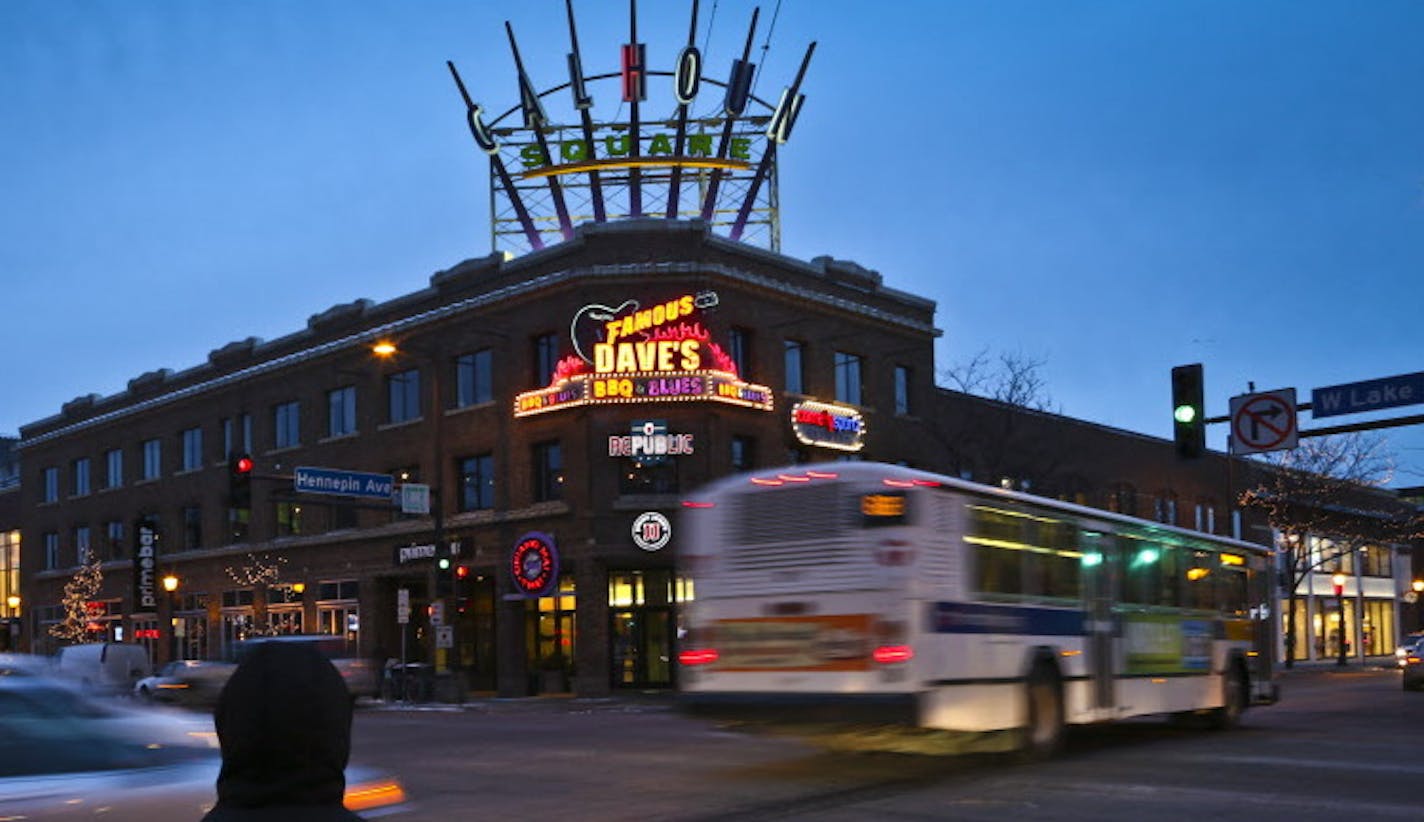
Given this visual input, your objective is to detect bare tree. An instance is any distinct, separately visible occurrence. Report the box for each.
[940,348,1060,413]
[1239,433,1424,667]
[48,551,104,645]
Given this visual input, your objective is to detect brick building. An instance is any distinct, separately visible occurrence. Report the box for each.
[22,218,1387,696]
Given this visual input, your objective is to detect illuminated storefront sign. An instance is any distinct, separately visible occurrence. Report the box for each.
[133,519,159,612]
[791,400,865,452]
[609,420,694,462]
[510,532,559,598]
[631,512,672,552]
[514,291,774,417]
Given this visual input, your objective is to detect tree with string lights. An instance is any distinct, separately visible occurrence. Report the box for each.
[48,551,104,645]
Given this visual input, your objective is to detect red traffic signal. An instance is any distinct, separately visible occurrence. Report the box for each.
[455,565,470,579]
[228,452,254,508]
[233,455,254,475]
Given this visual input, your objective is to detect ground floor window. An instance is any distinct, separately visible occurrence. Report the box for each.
[526,576,576,693]
[317,581,360,656]
[1283,595,1399,661]
[608,569,693,690]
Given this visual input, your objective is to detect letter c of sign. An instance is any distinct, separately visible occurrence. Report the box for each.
[466,104,500,156]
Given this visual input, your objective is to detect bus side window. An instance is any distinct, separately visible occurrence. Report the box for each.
[1185,550,1215,610]
[1039,520,1081,601]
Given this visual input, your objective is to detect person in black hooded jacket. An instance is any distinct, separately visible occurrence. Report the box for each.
[201,640,362,821]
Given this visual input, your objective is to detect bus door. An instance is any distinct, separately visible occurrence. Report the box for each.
[1081,532,1117,710]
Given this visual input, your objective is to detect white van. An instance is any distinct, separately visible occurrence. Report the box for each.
[56,643,152,695]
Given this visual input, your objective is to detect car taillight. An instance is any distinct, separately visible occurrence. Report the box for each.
[679,648,720,666]
[1408,656,1421,665]
[873,645,914,665]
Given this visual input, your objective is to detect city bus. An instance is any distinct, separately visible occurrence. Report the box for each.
[676,462,1278,756]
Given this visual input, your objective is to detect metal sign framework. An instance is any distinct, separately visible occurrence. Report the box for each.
[448,0,815,257]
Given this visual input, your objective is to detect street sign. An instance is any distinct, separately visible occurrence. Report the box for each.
[294,466,395,500]
[397,588,410,625]
[1311,371,1424,419]
[429,600,445,628]
[400,483,431,514]
[1229,389,1299,455]
[436,625,453,649]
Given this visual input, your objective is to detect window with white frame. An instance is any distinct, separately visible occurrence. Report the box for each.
[834,351,862,406]
[181,427,203,472]
[142,440,161,480]
[274,401,301,448]
[43,467,58,503]
[456,349,493,407]
[105,449,123,489]
[327,386,357,437]
[386,370,421,424]
[72,458,91,496]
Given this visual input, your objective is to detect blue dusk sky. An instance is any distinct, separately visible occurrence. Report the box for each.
[2,1,1422,486]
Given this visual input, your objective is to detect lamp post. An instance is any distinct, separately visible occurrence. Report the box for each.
[372,339,450,676]
[162,574,180,663]
[1413,579,1424,632]
[4,595,19,652]
[1332,572,1348,666]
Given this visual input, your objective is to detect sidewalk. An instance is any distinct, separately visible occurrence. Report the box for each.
[364,690,678,714]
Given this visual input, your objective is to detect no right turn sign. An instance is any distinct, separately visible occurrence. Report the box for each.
[1229,389,1298,455]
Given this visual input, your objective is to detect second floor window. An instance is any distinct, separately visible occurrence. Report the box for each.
[894,365,911,416]
[142,439,162,480]
[456,349,493,407]
[728,327,750,376]
[72,458,91,496]
[328,386,357,437]
[459,454,494,511]
[784,340,804,394]
[43,467,58,503]
[276,502,303,536]
[44,533,60,570]
[105,449,123,489]
[834,352,862,406]
[534,333,559,386]
[533,441,564,502]
[387,370,421,424]
[106,520,125,560]
[183,506,202,551]
[274,402,301,449]
[181,427,203,471]
[74,526,91,565]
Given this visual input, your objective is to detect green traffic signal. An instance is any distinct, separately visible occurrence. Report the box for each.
[437,557,451,571]
[1174,403,1198,424]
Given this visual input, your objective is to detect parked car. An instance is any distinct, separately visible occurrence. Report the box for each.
[1403,644,1424,690]
[55,643,152,695]
[229,635,381,701]
[0,673,410,818]
[134,660,237,706]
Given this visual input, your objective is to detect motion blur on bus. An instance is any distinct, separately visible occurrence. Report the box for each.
[676,462,1278,757]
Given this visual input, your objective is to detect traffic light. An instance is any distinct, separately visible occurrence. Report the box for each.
[434,542,453,597]
[1171,364,1205,459]
[228,452,254,508]
[454,565,470,613]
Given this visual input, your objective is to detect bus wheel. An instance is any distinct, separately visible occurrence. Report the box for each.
[1020,664,1064,760]
[1209,661,1246,730]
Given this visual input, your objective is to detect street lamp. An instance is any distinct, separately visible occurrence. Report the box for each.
[372,339,451,676]
[1413,580,1424,632]
[1332,572,1348,667]
[162,575,180,663]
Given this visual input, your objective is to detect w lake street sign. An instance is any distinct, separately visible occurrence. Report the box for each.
[1311,371,1424,419]
[294,466,395,500]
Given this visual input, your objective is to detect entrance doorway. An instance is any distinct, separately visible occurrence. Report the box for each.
[608,570,688,690]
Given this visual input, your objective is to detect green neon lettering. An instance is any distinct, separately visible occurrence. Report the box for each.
[730,137,751,161]
[560,140,589,162]
[519,144,544,170]
[687,133,713,157]
[648,133,673,156]
[605,135,631,156]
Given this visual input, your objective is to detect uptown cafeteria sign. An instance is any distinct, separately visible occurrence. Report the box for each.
[514,291,773,417]
[791,400,865,452]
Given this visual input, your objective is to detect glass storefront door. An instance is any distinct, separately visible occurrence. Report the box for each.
[608,570,689,690]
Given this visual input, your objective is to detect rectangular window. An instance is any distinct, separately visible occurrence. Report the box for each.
[386,370,421,424]
[44,533,60,570]
[783,340,804,394]
[728,327,750,376]
[72,458,91,496]
[731,436,754,473]
[458,454,495,511]
[834,351,862,406]
[533,441,564,502]
[229,508,250,542]
[274,401,301,449]
[106,521,125,561]
[142,439,162,480]
[894,365,911,416]
[456,349,494,407]
[241,413,253,453]
[105,449,123,489]
[222,417,234,458]
[183,506,202,551]
[327,386,357,437]
[74,526,91,565]
[43,467,59,503]
[181,427,203,472]
[534,333,559,386]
